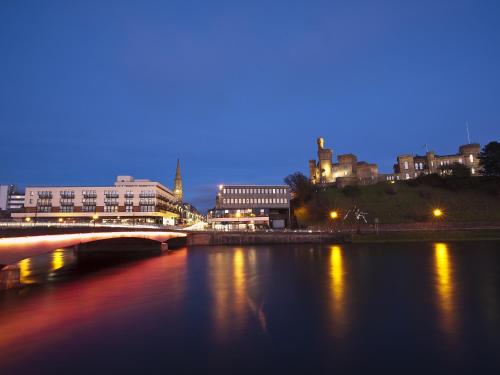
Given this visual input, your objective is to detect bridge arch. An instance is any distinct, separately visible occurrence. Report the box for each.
[0,231,186,267]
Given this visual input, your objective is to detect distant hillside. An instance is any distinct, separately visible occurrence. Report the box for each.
[294,176,500,226]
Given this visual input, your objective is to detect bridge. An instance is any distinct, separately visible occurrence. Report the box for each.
[0,225,190,267]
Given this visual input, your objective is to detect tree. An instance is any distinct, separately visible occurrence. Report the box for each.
[450,162,471,178]
[284,172,313,203]
[479,141,500,176]
[438,162,471,178]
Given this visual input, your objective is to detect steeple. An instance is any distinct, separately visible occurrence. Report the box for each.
[173,159,183,202]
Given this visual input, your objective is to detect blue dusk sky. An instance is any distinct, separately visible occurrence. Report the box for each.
[1,0,499,211]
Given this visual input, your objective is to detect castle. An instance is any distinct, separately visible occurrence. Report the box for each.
[385,143,481,181]
[308,138,379,187]
[308,137,482,186]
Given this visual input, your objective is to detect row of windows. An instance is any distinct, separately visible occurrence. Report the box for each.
[222,198,288,205]
[222,188,287,195]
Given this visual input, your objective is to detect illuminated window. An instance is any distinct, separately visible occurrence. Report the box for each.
[469,154,474,163]
[404,161,409,169]
[471,168,475,174]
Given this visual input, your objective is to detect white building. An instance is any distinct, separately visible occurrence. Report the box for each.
[11,176,184,225]
[208,184,291,230]
[0,185,25,211]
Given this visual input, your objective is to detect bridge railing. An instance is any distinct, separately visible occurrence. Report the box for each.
[0,222,181,231]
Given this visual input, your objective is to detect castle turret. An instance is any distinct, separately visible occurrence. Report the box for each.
[173,159,183,202]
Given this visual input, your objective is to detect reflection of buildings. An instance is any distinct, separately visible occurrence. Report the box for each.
[12,164,205,225]
[384,144,481,181]
[208,185,291,230]
[309,138,378,187]
[434,243,456,335]
[208,248,266,342]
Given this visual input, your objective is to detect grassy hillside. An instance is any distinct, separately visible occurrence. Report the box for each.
[294,176,500,226]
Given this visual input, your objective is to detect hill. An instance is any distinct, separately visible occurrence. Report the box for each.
[293,176,500,227]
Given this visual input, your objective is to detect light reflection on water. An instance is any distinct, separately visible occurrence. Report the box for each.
[329,245,346,336]
[0,242,499,373]
[16,248,75,285]
[434,242,459,339]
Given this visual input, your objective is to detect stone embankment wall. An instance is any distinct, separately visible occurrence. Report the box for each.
[323,221,500,232]
[187,232,349,246]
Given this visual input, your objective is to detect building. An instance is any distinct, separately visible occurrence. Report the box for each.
[208,184,291,230]
[11,176,181,225]
[11,162,204,225]
[173,159,183,202]
[309,137,378,187]
[384,143,481,181]
[0,185,25,212]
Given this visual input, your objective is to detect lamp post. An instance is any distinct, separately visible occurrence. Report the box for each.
[330,210,339,232]
[433,208,443,230]
[92,214,99,228]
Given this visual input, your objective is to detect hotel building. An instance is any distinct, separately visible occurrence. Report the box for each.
[208,184,291,230]
[12,171,204,226]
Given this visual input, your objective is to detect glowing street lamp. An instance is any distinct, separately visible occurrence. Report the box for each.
[25,217,31,222]
[330,211,339,219]
[433,209,443,218]
[92,214,99,228]
[58,218,64,223]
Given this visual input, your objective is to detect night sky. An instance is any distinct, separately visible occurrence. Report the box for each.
[1,0,499,211]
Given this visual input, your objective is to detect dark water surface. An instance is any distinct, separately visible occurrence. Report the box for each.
[1,242,500,374]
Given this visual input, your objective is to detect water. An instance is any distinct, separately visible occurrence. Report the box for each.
[1,242,500,374]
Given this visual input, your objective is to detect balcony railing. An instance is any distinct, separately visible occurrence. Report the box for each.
[60,192,75,199]
[38,192,53,199]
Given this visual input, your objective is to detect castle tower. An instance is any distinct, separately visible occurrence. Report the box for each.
[173,159,183,202]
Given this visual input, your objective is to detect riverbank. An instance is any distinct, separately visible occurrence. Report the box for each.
[351,228,500,243]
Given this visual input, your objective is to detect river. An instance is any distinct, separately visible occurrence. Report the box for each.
[1,242,499,374]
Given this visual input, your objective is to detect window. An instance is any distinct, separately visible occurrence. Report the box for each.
[471,168,475,174]
[273,189,276,194]
[125,206,133,212]
[404,161,409,170]
[469,154,474,163]
[406,173,410,179]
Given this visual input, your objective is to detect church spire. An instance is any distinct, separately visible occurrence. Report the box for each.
[173,159,183,202]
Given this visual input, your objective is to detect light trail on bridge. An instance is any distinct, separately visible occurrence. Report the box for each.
[0,231,186,266]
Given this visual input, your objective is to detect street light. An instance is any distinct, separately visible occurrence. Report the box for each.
[330,211,339,219]
[58,218,63,223]
[25,217,31,222]
[92,214,99,228]
[433,208,443,218]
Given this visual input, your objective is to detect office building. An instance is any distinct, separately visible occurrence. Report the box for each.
[208,184,291,230]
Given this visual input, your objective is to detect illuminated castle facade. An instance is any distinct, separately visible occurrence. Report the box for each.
[308,137,378,187]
